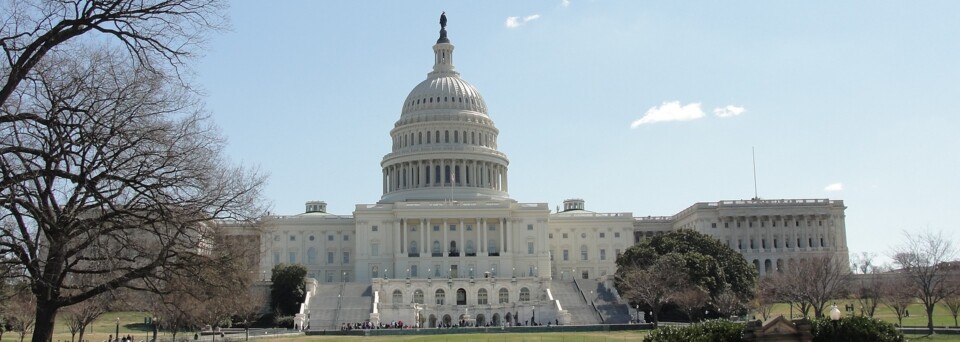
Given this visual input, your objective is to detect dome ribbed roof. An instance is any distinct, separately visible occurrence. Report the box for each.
[401,75,487,116]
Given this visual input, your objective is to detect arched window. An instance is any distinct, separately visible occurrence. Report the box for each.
[519,288,530,302]
[418,132,422,144]
[456,288,467,305]
[392,290,402,303]
[498,288,509,304]
[477,288,488,305]
[414,289,424,304]
[444,131,449,143]
[432,240,441,256]
[435,289,445,305]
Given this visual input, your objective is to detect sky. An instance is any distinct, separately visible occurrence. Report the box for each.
[195,1,960,265]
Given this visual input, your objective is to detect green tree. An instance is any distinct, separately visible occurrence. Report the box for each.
[270,264,307,316]
[615,230,758,310]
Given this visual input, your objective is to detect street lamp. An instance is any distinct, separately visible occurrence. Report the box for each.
[115,317,120,342]
[830,304,841,321]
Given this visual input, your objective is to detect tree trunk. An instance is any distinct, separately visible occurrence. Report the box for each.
[78,327,87,342]
[927,305,935,335]
[31,303,59,342]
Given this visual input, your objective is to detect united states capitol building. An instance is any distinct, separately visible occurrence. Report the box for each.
[242,15,849,329]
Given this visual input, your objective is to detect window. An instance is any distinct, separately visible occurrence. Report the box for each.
[433,225,440,232]
[580,245,588,261]
[436,289,445,305]
[274,235,280,241]
[599,232,606,238]
[371,243,379,257]
[309,235,315,241]
[414,290,424,304]
[738,240,743,250]
[488,224,496,231]
[307,248,317,264]
[821,238,826,247]
[328,235,334,241]
[467,224,473,231]
[581,270,589,279]
[371,266,379,278]
[520,287,530,301]
[581,233,587,238]
[711,223,717,228]
[392,290,403,303]
[615,249,622,259]
[762,239,766,249]
[273,252,280,265]
[449,224,456,231]
[290,235,296,241]
[527,224,534,231]
[477,289,488,304]
[600,249,606,261]
[615,232,621,238]
[327,251,334,264]
[562,233,568,239]
[342,251,349,264]
[410,265,418,277]
[549,233,553,239]
[288,252,296,263]
[724,222,729,228]
[372,225,378,232]
[344,234,350,241]
[528,242,534,254]
[563,249,569,261]
[499,288,509,304]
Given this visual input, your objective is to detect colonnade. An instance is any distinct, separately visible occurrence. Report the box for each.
[382,159,508,194]
[395,217,512,259]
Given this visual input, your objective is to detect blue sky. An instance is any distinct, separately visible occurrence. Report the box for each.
[196,1,960,263]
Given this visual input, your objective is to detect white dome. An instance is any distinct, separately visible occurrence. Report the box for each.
[401,75,487,116]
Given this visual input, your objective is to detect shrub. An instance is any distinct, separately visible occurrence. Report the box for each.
[643,320,744,342]
[810,316,905,342]
[273,315,295,329]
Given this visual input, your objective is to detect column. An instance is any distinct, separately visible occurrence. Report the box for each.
[459,219,465,256]
[398,219,404,254]
[481,218,487,255]
[421,218,427,254]
[504,218,510,253]
[457,160,464,186]
[476,217,482,255]
[440,159,446,186]
[502,167,508,192]
[443,219,449,256]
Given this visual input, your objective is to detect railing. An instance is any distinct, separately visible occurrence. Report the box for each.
[332,282,345,329]
[572,278,603,323]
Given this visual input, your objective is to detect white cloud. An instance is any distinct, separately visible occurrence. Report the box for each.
[714,105,746,118]
[505,14,541,28]
[561,0,571,7]
[630,101,705,128]
[824,183,844,192]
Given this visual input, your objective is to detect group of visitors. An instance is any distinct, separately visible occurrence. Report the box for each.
[338,318,560,330]
[106,334,136,342]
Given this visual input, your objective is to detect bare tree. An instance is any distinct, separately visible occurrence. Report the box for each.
[881,275,915,327]
[769,257,849,319]
[850,251,878,274]
[673,286,708,322]
[617,255,689,327]
[0,0,227,107]
[770,266,813,318]
[7,291,35,342]
[753,277,777,321]
[891,230,958,334]
[0,40,266,342]
[61,294,107,342]
[944,294,960,328]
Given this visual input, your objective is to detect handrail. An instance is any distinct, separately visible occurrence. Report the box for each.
[332,282,345,329]
[572,278,602,323]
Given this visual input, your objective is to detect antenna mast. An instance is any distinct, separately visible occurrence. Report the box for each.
[752,147,759,200]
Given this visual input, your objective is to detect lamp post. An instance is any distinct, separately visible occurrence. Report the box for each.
[115,317,120,342]
[636,304,641,323]
[830,304,841,321]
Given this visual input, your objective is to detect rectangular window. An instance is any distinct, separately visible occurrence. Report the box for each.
[342,251,349,264]
[273,252,280,265]
[615,232,621,238]
[327,252,334,264]
[615,249,622,259]
[528,242,534,255]
[711,223,717,228]
[488,224,496,231]
[372,225,378,232]
[563,250,569,261]
[549,233,553,239]
[290,235,296,241]
[581,249,588,261]
[433,225,440,232]
[762,239,766,249]
[371,243,380,257]
[599,232,606,238]
[289,252,296,264]
[725,222,729,228]
[527,224,534,231]
[449,224,456,231]
[435,265,441,277]
[371,266,379,278]
[562,233,568,239]
[600,249,606,261]
[344,234,350,241]
[328,235,334,241]
[411,265,418,277]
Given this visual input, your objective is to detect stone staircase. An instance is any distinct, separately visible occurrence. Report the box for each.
[306,282,373,330]
[549,279,601,325]
[575,278,633,324]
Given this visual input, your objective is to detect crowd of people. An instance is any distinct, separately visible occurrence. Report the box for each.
[338,319,559,331]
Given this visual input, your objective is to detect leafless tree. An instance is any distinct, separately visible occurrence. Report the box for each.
[944,294,960,328]
[61,294,107,342]
[851,251,878,274]
[0,0,227,107]
[617,255,689,327]
[673,286,708,322]
[0,41,265,342]
[891,230,958,334]
[7,291,35,342]
[880,275,915,327]
[753,277,777,321]
[770,256,849,319]
[712,288,746,319]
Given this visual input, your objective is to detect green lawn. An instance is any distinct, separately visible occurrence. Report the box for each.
[760,300,960,327]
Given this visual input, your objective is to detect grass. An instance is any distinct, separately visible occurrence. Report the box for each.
[761,300,960,327]
[258,332,646,342]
